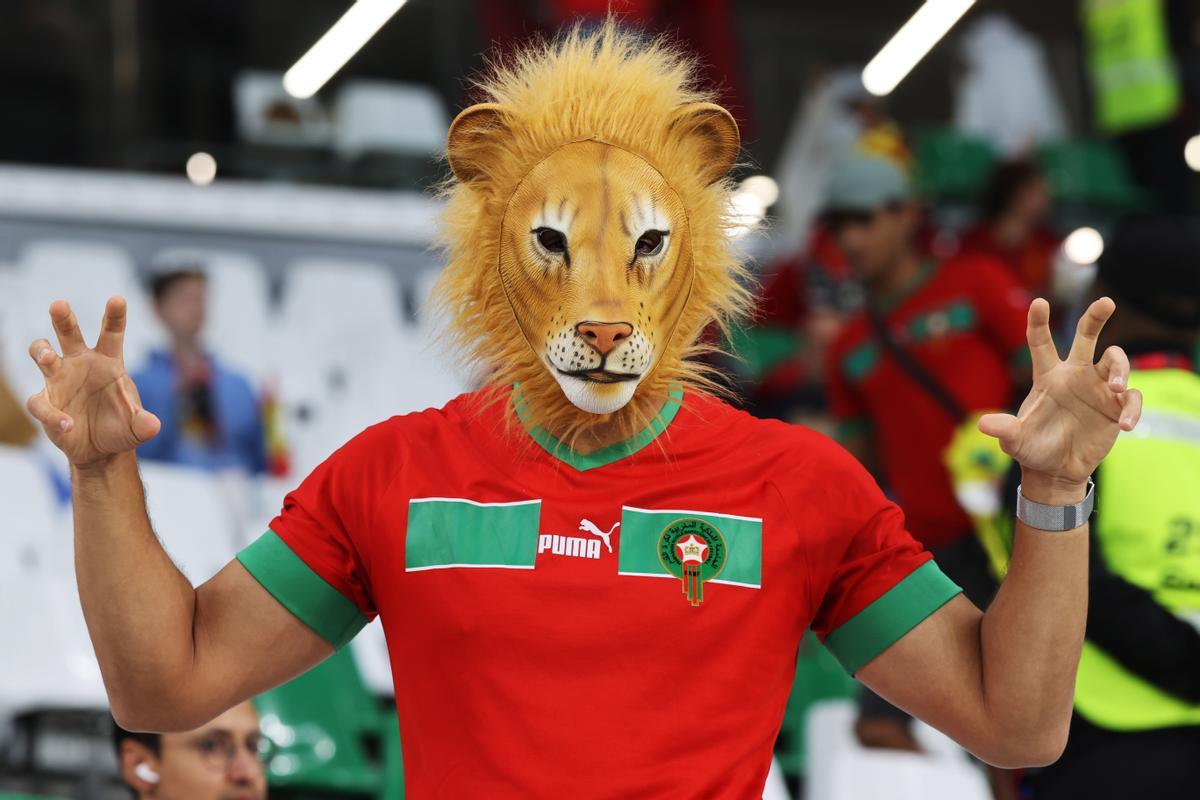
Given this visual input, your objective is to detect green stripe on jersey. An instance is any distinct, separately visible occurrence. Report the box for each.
[824,560,961,674]
[618,506,762,588]
[237,530,369,650]
[405,497,541,571]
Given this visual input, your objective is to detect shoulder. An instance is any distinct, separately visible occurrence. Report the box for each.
[684,394,866,482]
[332,388,501,464]
[939,252,1021,292]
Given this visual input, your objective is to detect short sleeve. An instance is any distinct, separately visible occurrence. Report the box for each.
[805,445,962,674]
[237,422,400,649]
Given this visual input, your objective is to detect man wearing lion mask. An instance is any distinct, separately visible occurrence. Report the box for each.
[26,22,1144,798]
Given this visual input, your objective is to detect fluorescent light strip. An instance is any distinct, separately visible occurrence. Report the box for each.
[862,0,976,97]
[283,0,408,99]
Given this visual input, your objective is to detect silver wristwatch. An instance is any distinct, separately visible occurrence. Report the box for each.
[1016,479,1095,532]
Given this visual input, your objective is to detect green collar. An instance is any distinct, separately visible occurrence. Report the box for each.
[515,388,684,471]
[872,258,936,314]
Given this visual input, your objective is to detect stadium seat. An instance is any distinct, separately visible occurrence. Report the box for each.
[256,648,388,797]
[351,620,395,699]
[804,701,991,800]
[0,446,66,576]
[774,632,857,780]
[139,462,242,584]
[333,80,449,159]
[234,70,332,147]
[1037,139,1151,210]
[276,259,411,474]
[0,569,108,721]
[913,128,998,203]
[151,247,274,382]
[14,240,162,375]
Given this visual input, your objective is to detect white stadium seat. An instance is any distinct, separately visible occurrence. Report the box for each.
[139,462,243,584]
[234,70,332,147]
[0,445,64,577]
[0,570,109,720]
[805,701,991,800]
[333,80,449,158]
[15,240,162,376]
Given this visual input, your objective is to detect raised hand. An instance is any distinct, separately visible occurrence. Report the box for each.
[26,297,160,467]
[978,297,1141,487]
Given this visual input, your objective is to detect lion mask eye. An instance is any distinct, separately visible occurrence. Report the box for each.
[634,229,668,257]
[532,226,568,255]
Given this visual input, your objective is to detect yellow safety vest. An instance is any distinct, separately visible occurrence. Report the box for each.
[1081,0,1181,134]
[1074,368,1200,730]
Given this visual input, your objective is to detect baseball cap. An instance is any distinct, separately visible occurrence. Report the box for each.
[824,153,913,214]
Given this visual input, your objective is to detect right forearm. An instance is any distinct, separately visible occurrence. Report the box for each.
[72,452,198,725]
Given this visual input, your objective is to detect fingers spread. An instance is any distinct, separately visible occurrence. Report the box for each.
[49,300,87,355]
[26,391,73,434]
[96,295,127,358]
[1119,388,1143,431]
[1025,298,1059,376]
[1068,296,1116,365]
[1095,345,1131,392]
[27,338,60,377]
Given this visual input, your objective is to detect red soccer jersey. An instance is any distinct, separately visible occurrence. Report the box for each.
[825,257,1029,549]
[238,389,960,798]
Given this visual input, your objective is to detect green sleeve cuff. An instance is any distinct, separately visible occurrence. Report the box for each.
[237,530,370,650]
[824,560,962,675]
[835,418,872,441]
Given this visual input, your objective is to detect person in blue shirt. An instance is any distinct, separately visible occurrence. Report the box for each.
[132,268,266,474]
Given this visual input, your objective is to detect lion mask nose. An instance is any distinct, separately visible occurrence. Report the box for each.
[574,321,633,356]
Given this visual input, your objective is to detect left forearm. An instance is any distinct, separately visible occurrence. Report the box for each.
[979,470,1090,760]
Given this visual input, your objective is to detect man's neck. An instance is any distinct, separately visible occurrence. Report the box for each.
[866,250,922,305]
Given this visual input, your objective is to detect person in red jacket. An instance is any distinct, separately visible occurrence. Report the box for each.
[958,159,1061,299]
[822,154,1031,783]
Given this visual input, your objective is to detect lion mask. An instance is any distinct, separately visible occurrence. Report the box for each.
[435,21,750,449]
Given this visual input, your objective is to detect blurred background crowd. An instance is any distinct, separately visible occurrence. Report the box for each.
[1,1,1199,799]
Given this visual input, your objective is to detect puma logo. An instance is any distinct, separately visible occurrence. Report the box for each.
[537,519,620,561]
[579,519,619,553]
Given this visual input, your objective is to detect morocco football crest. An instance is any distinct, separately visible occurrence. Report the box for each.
[657,518,727,606]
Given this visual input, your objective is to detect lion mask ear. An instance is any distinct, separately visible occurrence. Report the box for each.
[667,102,740,185]
[446,102,512,184]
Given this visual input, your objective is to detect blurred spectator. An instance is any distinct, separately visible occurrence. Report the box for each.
[1081,0,1196,211]
[954,14,1067,157]
[132,269,266,474]
[958,159,1061,299]
[112,700,268,800]
[1027,216,1200,799]
[0,369,37,447]
[821,154,1028,773]
[773,68,912,255]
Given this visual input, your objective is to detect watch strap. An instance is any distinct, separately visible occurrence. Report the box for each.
[1016,479,1095,532]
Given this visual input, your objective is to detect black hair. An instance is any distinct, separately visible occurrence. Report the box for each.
[110,714,161,760]
[1098,214,1200,330]
[979,159,1044,222]
[148,268,206,303]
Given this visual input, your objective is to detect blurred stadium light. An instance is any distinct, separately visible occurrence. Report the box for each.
[863,0,977,96]
[283,0,410,100]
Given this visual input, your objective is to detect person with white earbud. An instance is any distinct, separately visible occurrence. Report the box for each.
[112,700,268,799]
